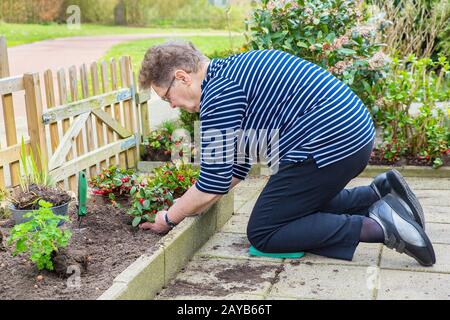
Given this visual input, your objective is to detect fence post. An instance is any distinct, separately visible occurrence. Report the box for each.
[1,36,21,186]
[24,73,48,173]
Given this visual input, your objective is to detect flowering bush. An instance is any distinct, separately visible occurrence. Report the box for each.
[374,54,450,167]
[245,0,388,111]
[88,166,141,206]
[147,162,200,199]
[127,185,174,227]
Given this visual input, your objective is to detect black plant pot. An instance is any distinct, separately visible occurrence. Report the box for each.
[9,201,70,226]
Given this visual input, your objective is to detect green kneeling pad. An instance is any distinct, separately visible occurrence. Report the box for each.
[249,246,305,259]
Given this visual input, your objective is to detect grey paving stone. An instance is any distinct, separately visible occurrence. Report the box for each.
[156,257,282,299]
[221,214,249,234]
[415,190,450,206]
[380,243,450,274]
[427,223,450,245]
[290,243,382,267]
[196,232,284,263]
[377,270,450,300]
[270,263,376,300]
[235,194,260,216]
[424,206,450,224]
[347,177,450,190]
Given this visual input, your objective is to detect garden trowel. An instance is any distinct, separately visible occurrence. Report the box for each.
[77,171,87,228]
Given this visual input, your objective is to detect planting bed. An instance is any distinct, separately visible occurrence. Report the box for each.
[0,198,162,300]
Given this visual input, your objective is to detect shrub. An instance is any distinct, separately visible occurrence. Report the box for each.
[7,200,72,271]
[375,54,450,167]
[245,0,388,111]
[88,166,141,205]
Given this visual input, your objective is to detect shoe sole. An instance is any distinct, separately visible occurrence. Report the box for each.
[387,169,425,230]
[383,194,435,266]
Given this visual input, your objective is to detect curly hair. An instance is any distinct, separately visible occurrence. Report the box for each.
[138,40,209,89]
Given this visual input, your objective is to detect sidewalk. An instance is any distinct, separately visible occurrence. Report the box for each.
[155,175,450,300]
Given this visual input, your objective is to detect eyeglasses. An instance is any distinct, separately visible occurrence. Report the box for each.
[161,76,176,103]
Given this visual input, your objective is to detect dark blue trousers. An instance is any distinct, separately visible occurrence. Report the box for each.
[247,139,379,261]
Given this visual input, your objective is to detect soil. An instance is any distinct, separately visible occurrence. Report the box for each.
[0,198,162,300]
[10,184,72,210]
[369,149,450,167]
[157,258,282,298]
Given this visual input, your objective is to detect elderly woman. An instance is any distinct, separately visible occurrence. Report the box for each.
[137,41,435,267]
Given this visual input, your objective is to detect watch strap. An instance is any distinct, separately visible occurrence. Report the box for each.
[164,212,176,229]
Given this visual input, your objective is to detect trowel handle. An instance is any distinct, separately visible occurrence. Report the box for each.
[78,171,88,217]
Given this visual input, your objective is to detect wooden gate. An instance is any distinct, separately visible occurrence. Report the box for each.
[0,36,152,192]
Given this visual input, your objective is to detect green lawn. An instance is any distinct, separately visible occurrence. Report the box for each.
[102,35,246,74]
[0,22,236,47]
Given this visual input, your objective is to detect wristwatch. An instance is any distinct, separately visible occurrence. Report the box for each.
[163,211,177,229]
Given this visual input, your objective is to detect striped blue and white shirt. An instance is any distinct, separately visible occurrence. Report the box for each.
[196,49,375,194]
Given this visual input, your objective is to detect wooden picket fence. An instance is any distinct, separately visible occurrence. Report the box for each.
[0,36,152,192]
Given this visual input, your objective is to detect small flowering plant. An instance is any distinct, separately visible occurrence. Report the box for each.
[127,184,174,227]
[147,162,200,199]
[142,128,184,161]
[89,166,141,205]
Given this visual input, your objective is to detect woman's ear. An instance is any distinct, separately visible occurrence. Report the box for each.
[175,69,192,85]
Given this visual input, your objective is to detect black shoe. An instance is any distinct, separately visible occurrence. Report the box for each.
[369,194,436,267]
[371,169,425,230]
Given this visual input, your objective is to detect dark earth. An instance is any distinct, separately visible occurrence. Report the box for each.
[369,149,450,167]
[10,184,72,210]
[0,198,162,300]
[141,146,171,162]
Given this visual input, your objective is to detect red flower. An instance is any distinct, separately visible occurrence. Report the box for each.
[139,198,144,204]
[152,210,157,214]
[177,175,185,182]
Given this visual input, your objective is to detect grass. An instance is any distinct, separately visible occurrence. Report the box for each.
[0,22,238,47]
[102,35,247,75]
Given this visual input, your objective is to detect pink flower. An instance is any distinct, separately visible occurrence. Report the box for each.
[332,35,349,50]
[368,51,388,70]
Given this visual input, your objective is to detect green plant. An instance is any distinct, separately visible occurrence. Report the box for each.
[245,0,388,111]
[147,161,200,199]
[375,54,450,167]
[144,129,175,151]
[19,136,53,193]
[128,185,174,227]
[88,166,141,206]
[7,200,72,271]
[179,109,200,140]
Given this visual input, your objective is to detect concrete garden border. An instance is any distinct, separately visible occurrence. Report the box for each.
[97,181,234,300]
